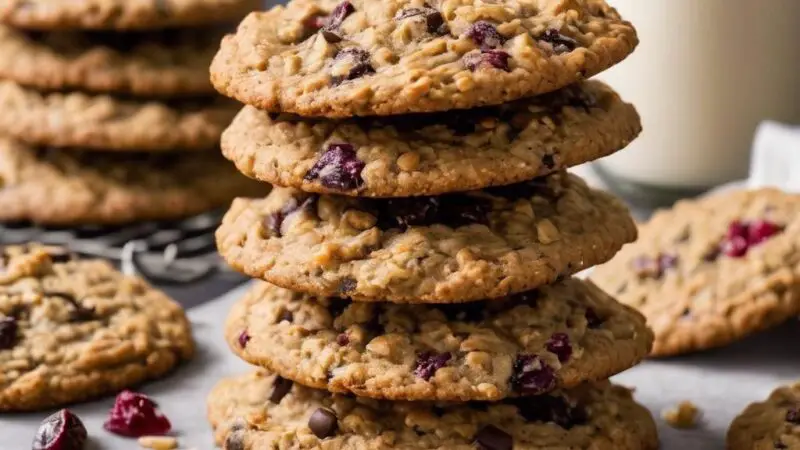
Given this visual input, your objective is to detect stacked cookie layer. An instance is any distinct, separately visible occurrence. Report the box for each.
[0,0,265,226]
[208,1,658,448]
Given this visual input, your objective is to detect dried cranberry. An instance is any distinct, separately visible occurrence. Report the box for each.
[726,220,748,240]
[414,351,451,380]
[103,391,171,437]
[786,407,800,424]
[238,330,251,348]
[546,333,572,363]
[331,47,375,85]
[336,332,350,346]
[465,21,505,50]
[0,316,18,350]
[303,14,326,30]
[748,220,782,245]
[721,235,748,258]
[512,395,587,429]
[537,29,578,54]
[511,355,556,395]
[32,409,87,450]
[304,143,365,191]
[323,1,354,31]
[464,50,511,72]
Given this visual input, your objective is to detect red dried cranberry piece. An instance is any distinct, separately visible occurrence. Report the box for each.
[0,316,18,350]
[304,143,365,190]
[464,50,511,72]
[511,355,556,395]
[238,330,251,348]
[323,1,354,31]
[726,220,748,240]
[303,14,326,30]
[721,235,748,258]
[465,21,505,50]
[747,220,782,245]
[103,391,171,437]
[336,332,350,346]
[32,409,87,450]
[546,333,572,363]
[414,351,451,380]
[786,407,800,424]
[537,29,578,54]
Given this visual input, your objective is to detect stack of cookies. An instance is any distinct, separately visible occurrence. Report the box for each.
[0,0,266,226]
[207,1,659,448]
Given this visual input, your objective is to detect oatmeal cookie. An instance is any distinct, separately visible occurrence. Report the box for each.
[728,382,800,450]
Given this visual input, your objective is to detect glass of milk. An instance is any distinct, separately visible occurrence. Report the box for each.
[595,0,800,204]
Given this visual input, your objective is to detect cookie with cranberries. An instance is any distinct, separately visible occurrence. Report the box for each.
[728,381,800,450]
[216,172,637,303]
[207,370,658,450]
[0,245,194,411]
[224,279,652,401]
[221,80,640,197]
[210,0,638,117]
[591,188,800,356]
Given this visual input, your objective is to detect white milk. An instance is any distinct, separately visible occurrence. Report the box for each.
[596,0,800,189]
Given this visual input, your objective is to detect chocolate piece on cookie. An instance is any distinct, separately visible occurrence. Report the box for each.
[592,188,800,356]
[210,0,637,117]
[221,81,640,197]
[0,245,194,411]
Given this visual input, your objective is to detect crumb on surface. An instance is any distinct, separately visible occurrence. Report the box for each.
[662,400,700,429]
[138,436,178,450]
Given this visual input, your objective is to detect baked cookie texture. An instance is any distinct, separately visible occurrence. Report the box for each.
[0,245,194,411]
[207,370,659,450]
[210,0,638,117]
[216,172,637,303]
[221,80,641,197]
[727,382,800,450]
[0,138,269,225]
[591,188,800,356]
[0,0,261,31]
[226,280,653,401]
[0,25,223,96]
[0,81,238,151]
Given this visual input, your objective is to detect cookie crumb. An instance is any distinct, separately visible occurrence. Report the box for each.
[138,436,178,450]
[662,401,700,429]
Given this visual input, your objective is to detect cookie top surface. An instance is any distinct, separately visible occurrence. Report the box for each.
[0,138,269,225]
[0,25,223,96]
[216,172,637,303]
[0,81,238,152]
[207,370,658,450]
[221,80,640,197]
[226,279,652,401]
[0,244,194,411]
[210,0,638,117]
[591,188,800,357]
[727,382,800,450]
[0,0,260,30]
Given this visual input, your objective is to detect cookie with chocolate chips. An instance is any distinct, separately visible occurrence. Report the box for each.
[0,81,237,151]
[0,25,224,96]
[0,245,194,411]
[221,80,640,197]
[216,171,637,303]
[210,0,637,117]
[591,188,800,356]
[207,370,659,450]
[0,0,259,30]
[728,382,800,450]
[0,138,268,225]
[225,279,653,401]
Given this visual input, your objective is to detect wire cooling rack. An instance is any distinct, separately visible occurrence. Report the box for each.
[0,210,248,307]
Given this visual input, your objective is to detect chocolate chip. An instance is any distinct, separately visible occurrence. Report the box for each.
[0,317,18,350]
[463,50,511,72]
[338,278,357,295]
[323,1,355,31]
[511,355,556,395]
[786,407,800,424]
[331,48,375,85]
[546,333,572,363]
[474,425,512,450]
[262,195,318,237]
[584,308,603,329]
[321,30,343,43]
[537,29,578,54]
[304,143,365,190]
[45,247,76,263]
[238,330,250,348]
[512,395,587,429]
[466,21,505,50]
[45,291,95,322]
[395,6,448,35]
[775,441,788,449]
[414,351,451,380]
[541,154,556,170]
[308,408,338,438]
[276,309,294,324]
[336,332,350,346]
[270,376,293,404]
